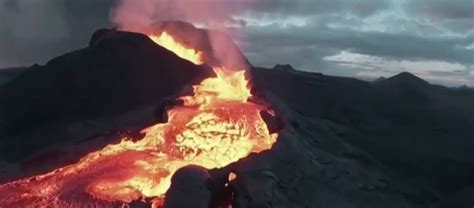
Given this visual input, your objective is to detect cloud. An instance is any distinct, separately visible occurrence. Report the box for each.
[0,0,114,67]
[234,0,474,86]
[405,0,474,20]
[323,28,474,64]
[404,0,474,34]
[239,16,473,65]
[111,0,258,30]
[250,0,390,18]
[325,51,474,86]
[0,0,69,66]
[0,0,472,86]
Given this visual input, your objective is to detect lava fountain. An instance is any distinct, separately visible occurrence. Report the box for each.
[0,30,278,207]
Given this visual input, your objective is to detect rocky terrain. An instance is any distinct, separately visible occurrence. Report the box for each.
[250,65,474,208]
[0,29,473,207]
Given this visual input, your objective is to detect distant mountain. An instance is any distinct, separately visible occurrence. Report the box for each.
[454,85,473,91]
[373,71,430,89]
[273,64,295,71]
[372,76,386,83]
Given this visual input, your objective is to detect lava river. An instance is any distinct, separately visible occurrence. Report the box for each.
[0,31,277,207]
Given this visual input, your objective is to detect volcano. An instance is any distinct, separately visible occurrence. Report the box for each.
[0,21,473,208]
[0,22,278,207]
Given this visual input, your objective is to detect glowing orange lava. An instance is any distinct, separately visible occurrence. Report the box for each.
[228,172,237,182]
[149,32,204,65]
[0,31,277,207]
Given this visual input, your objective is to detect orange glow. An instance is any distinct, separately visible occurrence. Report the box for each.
[149,32,204,65]
[228,172,237,182]
[0,32,277,208]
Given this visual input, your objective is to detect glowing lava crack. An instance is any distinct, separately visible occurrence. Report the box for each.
[0,31,277,207]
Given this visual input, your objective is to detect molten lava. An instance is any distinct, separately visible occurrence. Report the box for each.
[0,31,277,207]
[149,32,204,65]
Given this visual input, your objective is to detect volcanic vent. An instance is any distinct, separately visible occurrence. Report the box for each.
[0,22,279,207]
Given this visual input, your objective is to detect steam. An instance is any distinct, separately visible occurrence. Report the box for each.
[111,0,256,70]
[111,0,253,30]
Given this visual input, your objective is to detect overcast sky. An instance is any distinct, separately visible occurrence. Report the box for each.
[0,0,473,86]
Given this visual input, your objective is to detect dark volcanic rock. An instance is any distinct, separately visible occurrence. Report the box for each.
[0,67,30,86]
[0,29,213,163]
[372,76,386,83]
[273,64,295,71]
[251,67,474,207]
[376,71,429,87]
[163,165,212,208]
[0,29,211,136]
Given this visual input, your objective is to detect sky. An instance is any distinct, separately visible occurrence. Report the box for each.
[0,0,473,86]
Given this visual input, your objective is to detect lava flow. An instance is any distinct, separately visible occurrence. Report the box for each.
[149,32,204,65]
[0,31,277,207]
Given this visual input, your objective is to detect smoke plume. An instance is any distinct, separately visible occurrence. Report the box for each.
[111,0,254,30]
[111,0,256,70]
